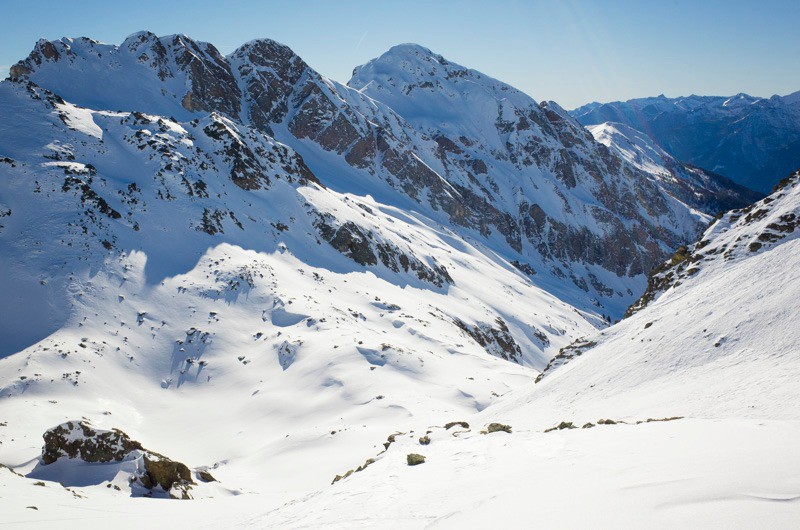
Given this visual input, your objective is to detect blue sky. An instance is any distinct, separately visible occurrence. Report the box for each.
[1,0,798,108]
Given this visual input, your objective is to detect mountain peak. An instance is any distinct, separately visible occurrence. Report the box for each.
[350,43,469,88]
[381,43,441,60]
[232,37,295,57]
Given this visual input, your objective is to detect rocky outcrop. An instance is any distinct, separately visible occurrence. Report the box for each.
[42,421,143,465]
[40,421,197,500]
[315,216,453,288]
[535,338,598,383]
[625,169,800,318]
[454,317,523,363]
[201,114,318,189]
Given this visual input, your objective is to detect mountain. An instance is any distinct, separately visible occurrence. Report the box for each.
[571,92,800,194]
[9,34,725,320]
[0,65,595,511]
[588,121,763,213]
[0,32,789,526]
[351,43,730,315]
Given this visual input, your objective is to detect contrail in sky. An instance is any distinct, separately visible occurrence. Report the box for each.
[355,31,368,51]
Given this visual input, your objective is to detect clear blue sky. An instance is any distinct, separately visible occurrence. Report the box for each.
[1,0,798,108]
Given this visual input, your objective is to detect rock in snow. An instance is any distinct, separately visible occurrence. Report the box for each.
[38,420,204,500]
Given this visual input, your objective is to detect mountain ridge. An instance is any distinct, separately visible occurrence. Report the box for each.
[571,91,800,193]
[7,31,749,321]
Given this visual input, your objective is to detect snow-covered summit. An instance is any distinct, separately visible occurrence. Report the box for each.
[350,43,761,315]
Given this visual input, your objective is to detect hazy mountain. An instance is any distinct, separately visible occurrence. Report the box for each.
[572,92,800,193]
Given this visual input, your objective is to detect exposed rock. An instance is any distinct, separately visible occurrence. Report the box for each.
[406,453,426,466]
[483,423,512,434]
[141,454,193,492]
[315,216,453,287]
[544,421,576,432]
[331,457,376,484]
[40,421,197,500]
[197,470,216,482]
[454,317,523,363]
[626,170,800,318]
[535,339,598,383]
[41,421,142,465]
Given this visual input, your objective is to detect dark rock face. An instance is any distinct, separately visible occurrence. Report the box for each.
[315,217,453,288]
[139,455,193,495]
[454,317,523,363]
[168,35,241,118]
[321,220,377,265]
[230,39,310,131]
[202,115,317,190]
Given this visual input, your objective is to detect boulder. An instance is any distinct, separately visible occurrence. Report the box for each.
[40,420,197,499]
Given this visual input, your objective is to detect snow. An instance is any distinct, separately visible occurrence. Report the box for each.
[588,122,672,177]
[0,67,597,521]
[1,31,797,528]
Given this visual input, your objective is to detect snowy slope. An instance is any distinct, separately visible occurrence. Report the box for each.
[572,93,800,193]
[0,64,596,517]
[2,32,796,528]
[4,170,796,527]
[249,170,800,528]
[589,121,762,213]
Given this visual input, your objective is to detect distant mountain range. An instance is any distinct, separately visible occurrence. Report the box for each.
[571,92,800,193]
